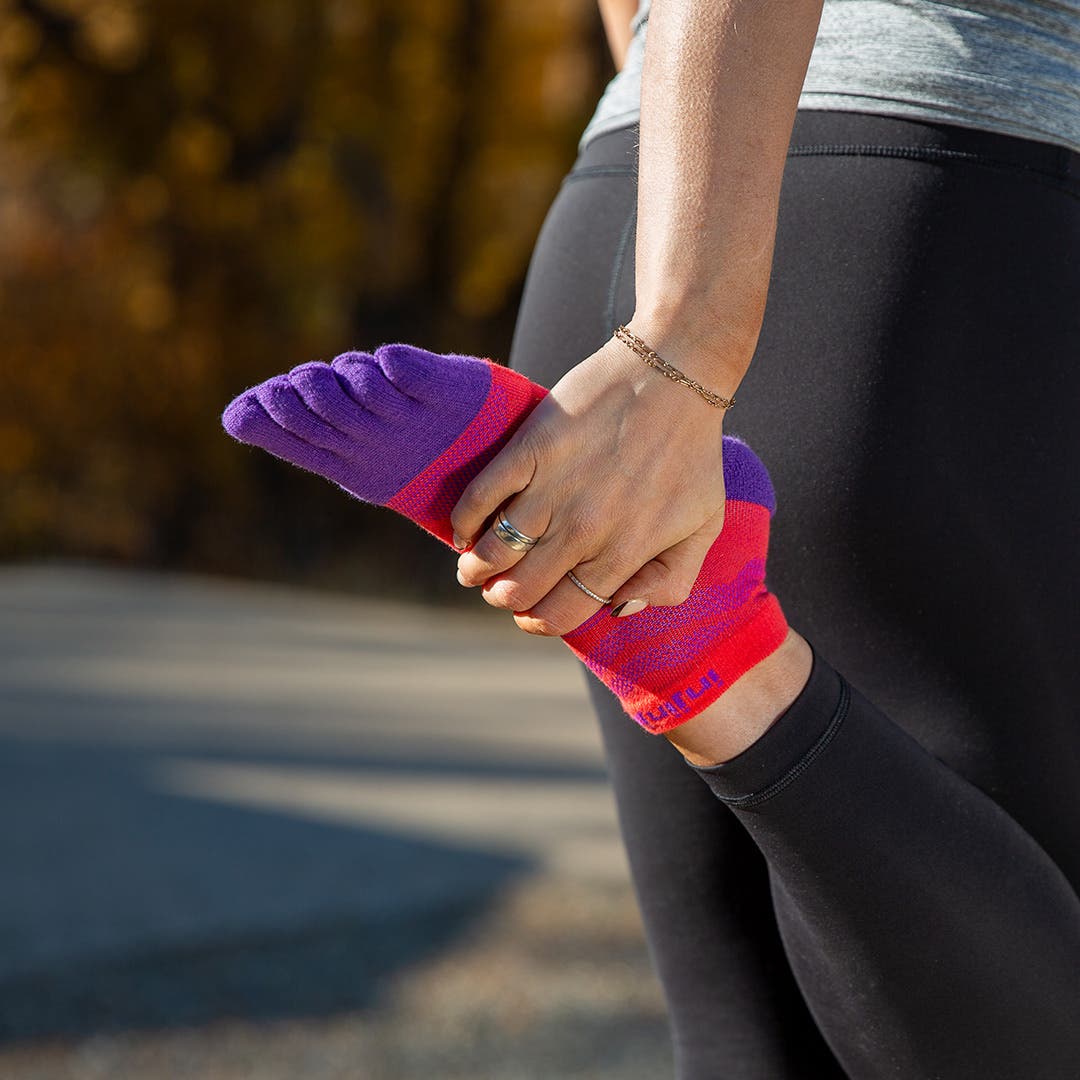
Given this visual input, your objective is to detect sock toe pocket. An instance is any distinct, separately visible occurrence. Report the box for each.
[222,390,276,445]
[222,388,331,460]
[374,343,491,410]
[331,351,419,422]
[254,376,355,455]
[288,361,381,441]
[222,388,357,489]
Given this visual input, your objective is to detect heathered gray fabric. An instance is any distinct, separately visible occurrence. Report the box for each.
[579,0,1080,155]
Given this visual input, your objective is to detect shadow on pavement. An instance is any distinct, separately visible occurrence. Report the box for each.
[0,730,537,1043]
[0,568,612,1051]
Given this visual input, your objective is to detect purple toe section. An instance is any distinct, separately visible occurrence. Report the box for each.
[255,376,356,455]
[373,343,492,409]
[222,391,279,448]
[288,363,378,440]
[329,345,492,501]
[722,435,777,515]
[330,352,407,420]
[222,391,357,491]
[222,343,495,506]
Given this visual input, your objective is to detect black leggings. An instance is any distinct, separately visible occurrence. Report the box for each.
[507,110,1080,1080]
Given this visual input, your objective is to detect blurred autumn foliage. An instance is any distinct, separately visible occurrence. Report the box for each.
[0,0,609,597]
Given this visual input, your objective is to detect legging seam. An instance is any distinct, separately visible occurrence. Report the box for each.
[789,143,1080,200]
[714,679,852,810]
[605,204,637,334]
[562,165,638,184]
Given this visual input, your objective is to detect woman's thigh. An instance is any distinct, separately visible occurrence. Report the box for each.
[739,110,1080,888]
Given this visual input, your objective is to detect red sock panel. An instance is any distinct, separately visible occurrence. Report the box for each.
[563,489,789,736]
[387,364,549,546]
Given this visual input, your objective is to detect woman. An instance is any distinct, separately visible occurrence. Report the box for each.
[224,1,1080,1075]
[454,1,1080,1076]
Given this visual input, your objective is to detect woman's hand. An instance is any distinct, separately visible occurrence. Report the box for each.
[451,332,738,635]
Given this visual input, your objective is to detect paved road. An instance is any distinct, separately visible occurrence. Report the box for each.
[0,565,633,1044]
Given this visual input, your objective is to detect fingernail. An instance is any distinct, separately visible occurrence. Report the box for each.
[456,568,469,587]
[452,534,469,551]
[612,598,648,618]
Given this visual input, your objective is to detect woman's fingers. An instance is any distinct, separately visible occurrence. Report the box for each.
[473,508,612,614]
[479,501,647,620]
[510,558,628,636]
[450,431,537,551]
[609,525,720,611]
[456,492,553,586]
[510,522,723,636]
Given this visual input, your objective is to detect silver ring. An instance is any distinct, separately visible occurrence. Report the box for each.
[492,508,541,552]
[566,570,613,606]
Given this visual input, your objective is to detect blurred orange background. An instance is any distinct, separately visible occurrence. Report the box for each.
[0,8,678,1077]
[0,0,611,597]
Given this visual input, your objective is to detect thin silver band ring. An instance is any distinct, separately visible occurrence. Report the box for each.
[492,508,541,552]
[566,570,613,606]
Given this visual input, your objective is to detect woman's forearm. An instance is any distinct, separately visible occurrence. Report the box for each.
[597,0,640,71]
[632,0,824,395]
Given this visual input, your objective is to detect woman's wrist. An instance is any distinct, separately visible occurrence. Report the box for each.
[628,0,824,396]
[621,303,761,403]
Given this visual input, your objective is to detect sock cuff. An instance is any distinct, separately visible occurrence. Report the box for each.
[621,593,789,735]
[583,596,786,738]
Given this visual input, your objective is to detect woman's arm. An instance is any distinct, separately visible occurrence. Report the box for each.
[597,0,640,71]
[453,0,824,636]
[633,0,825,395]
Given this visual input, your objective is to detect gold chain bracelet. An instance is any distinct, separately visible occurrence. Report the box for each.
[613,325,736,411]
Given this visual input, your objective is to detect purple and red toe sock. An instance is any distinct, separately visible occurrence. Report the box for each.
[222,343,787,735]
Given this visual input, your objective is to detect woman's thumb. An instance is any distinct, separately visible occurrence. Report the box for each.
[609,530,716,615]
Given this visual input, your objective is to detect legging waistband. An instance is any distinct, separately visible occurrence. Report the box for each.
[570,109,1080,194]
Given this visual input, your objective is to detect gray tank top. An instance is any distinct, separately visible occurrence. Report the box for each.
[579,0,1080,156]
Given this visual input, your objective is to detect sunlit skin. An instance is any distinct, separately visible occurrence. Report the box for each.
[453,0,824,761]
[597,0,639,70]
[664,629,812,766]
